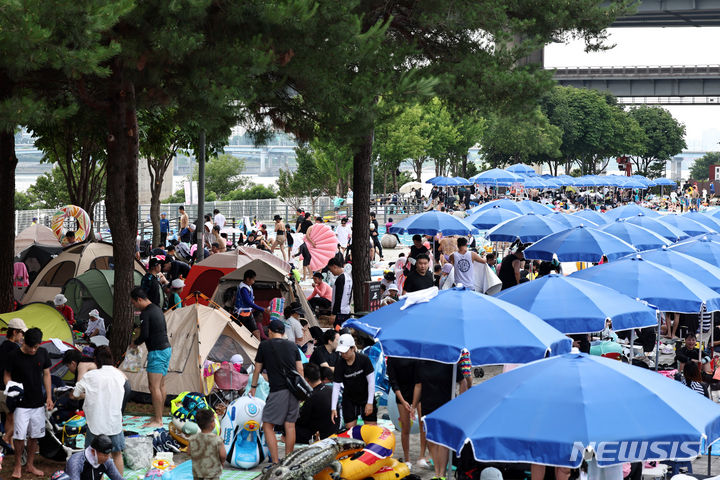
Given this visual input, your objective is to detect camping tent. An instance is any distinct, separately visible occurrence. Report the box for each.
[15,224,61,256]
[125,303,260,396]
[212,259,318,327]
[63,269,143,330]
[181,252,253,302]
[0,303,73,344]
[22,242,146,305]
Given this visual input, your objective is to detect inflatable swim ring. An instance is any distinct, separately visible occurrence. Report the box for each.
[316,425,408,480]
[51,205,91,245]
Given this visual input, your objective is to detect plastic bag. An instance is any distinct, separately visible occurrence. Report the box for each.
[120,346,143,373]
[124,435,153,470]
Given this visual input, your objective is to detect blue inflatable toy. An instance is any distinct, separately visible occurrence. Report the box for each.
[219,395,268,469]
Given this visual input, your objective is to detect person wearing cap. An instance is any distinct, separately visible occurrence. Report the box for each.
[141,257,164,308]
[0,318,26,445]
[307,272,332,314]
[168,278,185,310]
[282,305,305,346]
[54,293,76,327]
[5,327,52,478]
[331,333,376,429]
[327,257,352,328]
[130,287,171,429]
[65,433,123,480]
[335,218,351,255]
[249,319,303,465]
[85,309,106,338]
[380,285,399,306]
[71,346,126,474]
[161,256,190,285]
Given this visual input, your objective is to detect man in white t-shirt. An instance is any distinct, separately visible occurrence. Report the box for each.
[335,218,351,253]
[213,209,226,229]
[71,346,127,474]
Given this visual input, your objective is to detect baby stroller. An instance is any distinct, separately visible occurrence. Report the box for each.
[32,377,85,463]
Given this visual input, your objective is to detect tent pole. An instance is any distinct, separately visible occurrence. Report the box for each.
[655,311,661,371]
[630,329,635,362]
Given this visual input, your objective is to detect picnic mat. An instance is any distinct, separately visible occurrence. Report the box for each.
[122,467,260,479]
[75,415,174,450]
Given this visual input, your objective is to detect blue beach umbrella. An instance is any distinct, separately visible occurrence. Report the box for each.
[344,287,571,365]
[424,353,720,467]
[625,214,689,242]
[572,209,610,226]
[599,220,671,251]
[655,178,677,187]
[637,247,720,294]
[451,176,472,186]
[471,168,522,186]
[571,255,720,313]
[669,236,720,268]
[426,176,447,185]
[470,199,525,214]
[523,225,636,263]
[632,174,657,187]
[608,176,645,189]
[495,274,657,334]
[464,206,521,230]
[681,212,720,232]
[656,214,712,236]
[389,211,478,236]
[547,211,597,228]
[517,199,553,215]
[605,204,661,220]
[485,213,566,243]
[506,163,536,175]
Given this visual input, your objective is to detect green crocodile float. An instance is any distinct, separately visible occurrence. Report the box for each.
[260,436,366,480]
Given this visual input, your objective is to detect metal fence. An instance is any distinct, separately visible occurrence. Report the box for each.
[15,194,426,237]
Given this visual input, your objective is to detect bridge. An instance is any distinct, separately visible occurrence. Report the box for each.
[553,65,720,102]
[612,0,720,27]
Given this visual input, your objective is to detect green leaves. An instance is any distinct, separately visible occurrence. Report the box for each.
[689,152,720,181]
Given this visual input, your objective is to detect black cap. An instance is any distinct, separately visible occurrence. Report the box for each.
[91,434,113,454]
[268,319,285,334]
[291,302,304,315]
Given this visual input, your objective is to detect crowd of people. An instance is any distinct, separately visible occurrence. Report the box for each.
[7,181,720,480]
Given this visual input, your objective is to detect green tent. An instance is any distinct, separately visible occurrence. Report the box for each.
[0,303,73,344]
[63,269,143,329]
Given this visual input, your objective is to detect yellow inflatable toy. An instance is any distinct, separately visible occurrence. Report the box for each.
[51,205,91,245]
[315,425,409,480]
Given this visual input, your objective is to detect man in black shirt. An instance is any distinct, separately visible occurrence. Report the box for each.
[309,330,339,372]
[295,208,306,232]
[250,320,303,464]
[331,334,376,429]
[370,212,383,261]
[130,287,171,429]
[295,364,335,443]
[141,257,164,307]
[0,318,25,445]
[299,213,313,234]
[403,254,434,294]
[407,235,429,266]
[5,327,52,478]
[162,258,190,284]
[412,359,464,480]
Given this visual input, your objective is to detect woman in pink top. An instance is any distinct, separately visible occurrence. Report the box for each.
[307,272,332,314]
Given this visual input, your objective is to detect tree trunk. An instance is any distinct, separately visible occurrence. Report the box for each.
[0,130,17,312]
[149,163,162,248]
[462,153,468,178]
[351,130,373,310]
[105,67,140,361]
[392,169,398,193]
[383,169,387,196]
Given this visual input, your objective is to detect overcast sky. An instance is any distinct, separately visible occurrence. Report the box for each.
[544,27,720,151]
